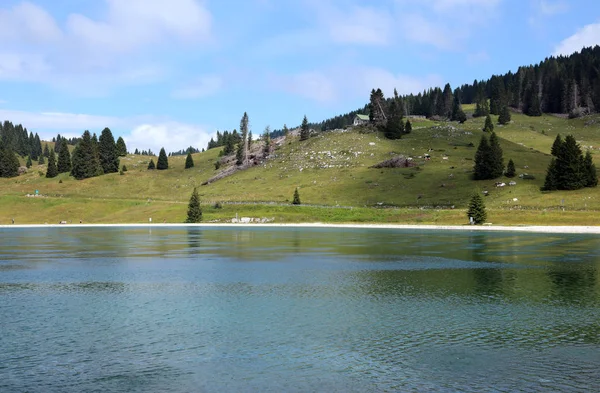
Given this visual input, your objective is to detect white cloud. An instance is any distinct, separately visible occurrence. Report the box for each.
[171,75,223,99]
[553,22,600,56]
[0,2,62,45]
[126,122,215,154]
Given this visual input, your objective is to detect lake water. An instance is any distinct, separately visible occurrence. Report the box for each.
[1,226,599,392]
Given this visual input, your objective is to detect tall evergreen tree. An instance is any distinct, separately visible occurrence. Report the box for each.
[467,193,487,225]
[239,112,249,165]
[483,114,494,133]
[26,156,32,168]
[473,135,491,180]
[157,148,169,170]
[185,152,194,169]
[451,88,467,123]
[543,134,591,190]
[98,127,119,174]
[441,83,454,118]
[38,155,45,165]
[57,144,71,173]
[488,132,504,178]
[185,187,202,223]
[263,126,272,157]
[46,148,58,178]
[368,88,387,126]
[505,158,516,177]
[71,131,102,180]
[384,99,404,140]
[551,134,563,156]
[116,136,128,156]
[583,150,598,187]
[292,188,301,205]
[498,105,511,125]
[405,119,412,134]
[0,147,19,178]
[300,115,310,141]
[43,143,50,157]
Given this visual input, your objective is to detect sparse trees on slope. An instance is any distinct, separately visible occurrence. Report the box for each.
[157,148,169,170]
[467,193,487,225]
[185,187,202,223]
[300,115,310,141]
[185,152,194,169]
[46,148,58,178]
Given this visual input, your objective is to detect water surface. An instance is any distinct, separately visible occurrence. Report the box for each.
[1,227,599,392]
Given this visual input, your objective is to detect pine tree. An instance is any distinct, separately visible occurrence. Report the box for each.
[473,135,491,180]
[71,131,103,180]
[43,144,50,157]
[542,158,559,191]
[483,114,494,133]
[263,126,271,157]
[498,105,511,125]
[157,148,168,170]
[26,156,32,168]
[99,127,119,174]
[134,148,140,155]
[441,83,453,118]
[116,136,127,156]
[147,159,155,170]
[283,124,289,136]
[239,112,249,165]
[0,147,19,178]
[292,188,301,205]
[57,144,71,173]
[185,152,194,169]
[467,193,487,225]
[38,155,45,165]
[551,134,563,156]
[46,148,58,178]
[384,100,404,140]
[583,150,598,187]
[505,158,516,177]
[488,132,504,178]
[300,115,310,141]
[236,140,245,165]
[185,187,202,223]
[451,89,467,123]
[405,119,412,134]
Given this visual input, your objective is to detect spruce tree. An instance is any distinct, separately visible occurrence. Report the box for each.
[46,148,58,178]
[498,105,511,125]
[99,127,119,174]
[116,136,128,156]
[483,114,494,133]
[236,141,245,165]
[384,100,404,140]
[26,156,32,168]
[505,158,516,178]
[71,131,103,180]
[488,132,504,178]
[473,135,491,180]
[57,144,71,174]
[300,115,310,141]
[185,152,194,169]
[542,158,559,191]
[0,147,19,178]
[451,90,467,123]
[185,187,202,223]
[38,155,45,165]
[147,159,155,170]
[467,193,487,225]
[157,148,168,170]
[283,124,289,136]
[263,126,272,157]
[556,135,585,190]
[405,119,412,134]
[583,150,598,187]
[551,134,563,156]
[292,188,301,205]
[43,144,50,157]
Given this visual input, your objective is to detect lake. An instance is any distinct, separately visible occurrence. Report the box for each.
[1,226,599,392]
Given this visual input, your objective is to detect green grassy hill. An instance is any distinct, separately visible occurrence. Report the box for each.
[2,111,600,225]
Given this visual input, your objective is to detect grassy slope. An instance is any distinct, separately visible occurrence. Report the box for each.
[2,111,600,224]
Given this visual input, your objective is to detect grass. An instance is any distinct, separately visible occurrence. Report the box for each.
[2,112,600,225]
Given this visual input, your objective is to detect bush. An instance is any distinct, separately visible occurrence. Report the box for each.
[214,201,223,209]
[122,165,128,172]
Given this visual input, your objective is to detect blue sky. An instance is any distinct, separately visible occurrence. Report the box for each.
[1,0,599,153]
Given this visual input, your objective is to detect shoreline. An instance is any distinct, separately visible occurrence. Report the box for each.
[1,222,600,234]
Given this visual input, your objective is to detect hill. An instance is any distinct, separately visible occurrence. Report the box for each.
[1,108,600,225]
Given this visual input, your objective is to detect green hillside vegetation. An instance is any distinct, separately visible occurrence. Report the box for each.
[1,110,600,225]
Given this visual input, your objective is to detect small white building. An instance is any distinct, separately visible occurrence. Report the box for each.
[353,114,370,126]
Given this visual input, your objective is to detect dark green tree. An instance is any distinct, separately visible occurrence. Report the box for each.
[43,143,50,157]
[498,105,511,125]
[57,144,71,174]
[122,165,127,172]
[185,187,203,223]
[26,156,32,168]
[99,127,119,174]
[451,89,467,123]
[157,148,169,170]
[384,99,404,140]
[473,135,491,180]
[71,131,103,180]
[505,158,516,177]
[405,119,412,134]
[551,134,563,156]
[483,114,494,132]
[38,155,45,165]
[488,132,504,178]
[46,148,58,178]
[300,115,310,141]
[292,188,301,205]
[116,136,127,156]
[583,150,598,187]
[0,147,19,178]
[185,152,194,169]
[263,126,272,157]
[467,193,487,225]
[147,159,156,170]
[542,158,559,191]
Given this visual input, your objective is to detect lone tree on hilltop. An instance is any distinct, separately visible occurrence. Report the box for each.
[292,188,301,205]
[185,187,202,223]
[185,152,194,169]
[46,148,58,178]
[157,148,169,170]
[116,136,127,156]
[467,193,487,225]
[147,159,156,170]
[300,115,310,141]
